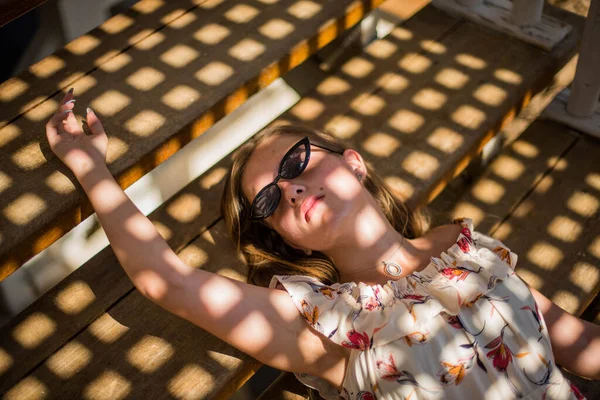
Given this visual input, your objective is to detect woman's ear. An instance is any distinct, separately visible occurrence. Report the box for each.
[343,148,367,180]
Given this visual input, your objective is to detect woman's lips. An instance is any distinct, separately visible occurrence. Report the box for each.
[303,195,325,222]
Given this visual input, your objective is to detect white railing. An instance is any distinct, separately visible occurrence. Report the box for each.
[433,0,600,138]
[432,0,570,51]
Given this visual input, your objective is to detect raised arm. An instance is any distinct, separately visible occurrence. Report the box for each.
[44,91,348,383]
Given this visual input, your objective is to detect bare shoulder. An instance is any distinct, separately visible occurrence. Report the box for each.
[422,221,463,244]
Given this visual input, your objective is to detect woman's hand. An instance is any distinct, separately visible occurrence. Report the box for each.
[45,89,108,178]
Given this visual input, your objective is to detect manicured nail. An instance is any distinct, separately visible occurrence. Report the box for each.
[67,88,74,94]
[61,109,74,114]
[86,107,93,115]
[65,99,76,104]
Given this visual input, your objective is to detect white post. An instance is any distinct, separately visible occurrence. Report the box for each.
[567,0,600,118]
[456,0,481,7]
[511,0,544,26]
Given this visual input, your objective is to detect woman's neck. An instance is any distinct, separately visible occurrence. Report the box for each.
[329,217,463,286]
[323,206,430,285]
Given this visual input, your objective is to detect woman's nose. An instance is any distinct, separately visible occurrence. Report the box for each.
[281,182,307,206]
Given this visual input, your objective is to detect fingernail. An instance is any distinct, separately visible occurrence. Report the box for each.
[86,107,93,115]
[68,88,74,94]
[61,109,74,114]
[65,99,76,104]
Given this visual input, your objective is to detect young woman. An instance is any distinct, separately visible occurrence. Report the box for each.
[46,91,599,399]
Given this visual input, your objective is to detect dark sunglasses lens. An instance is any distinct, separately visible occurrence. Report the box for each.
[280,142,308,179]
[252,184,281,219]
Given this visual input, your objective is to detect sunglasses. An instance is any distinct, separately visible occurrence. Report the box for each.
[248,136,344,221]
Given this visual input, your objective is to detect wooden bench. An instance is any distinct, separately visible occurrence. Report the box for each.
[0,0,588,398]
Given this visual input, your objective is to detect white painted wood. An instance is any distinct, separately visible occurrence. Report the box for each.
[543,88,600,139]
[432,0,572,51]
[511,0,543,26]
[567,0,600,118]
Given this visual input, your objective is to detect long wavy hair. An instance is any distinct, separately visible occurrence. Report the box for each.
[221,123,431,288]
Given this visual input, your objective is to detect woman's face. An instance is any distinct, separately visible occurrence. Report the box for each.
[241,134,367,251]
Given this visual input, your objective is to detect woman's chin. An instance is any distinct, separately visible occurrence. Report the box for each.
[309,207,347,237]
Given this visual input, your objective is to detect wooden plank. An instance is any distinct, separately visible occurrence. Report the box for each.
[543,88,600,139]
[490,136,600,316]
[431,0,572,51]
[378,0,432,21]
[0,157,231,393]
[0,0,387,281]
[280,3,582,210]
[428,120,579,231]
[0,0,206,127]
[1,221,265,399]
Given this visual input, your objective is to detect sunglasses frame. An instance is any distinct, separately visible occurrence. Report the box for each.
[248,136,343,221]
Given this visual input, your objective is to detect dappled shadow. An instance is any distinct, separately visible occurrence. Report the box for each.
[0,0,379,281]
[0,155,239,397]
[2,219,260,399]
[0,2,588,400]
[430,119,599,317]
[429,119,600,398]
[278,5,578,212]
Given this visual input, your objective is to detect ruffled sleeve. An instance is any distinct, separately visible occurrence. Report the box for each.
[454,217,518,270]
[268,217,519,349]
[268,271,452,350]
[410,217,519,315]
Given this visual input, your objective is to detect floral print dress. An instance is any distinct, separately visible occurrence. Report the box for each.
[268,218,586,399]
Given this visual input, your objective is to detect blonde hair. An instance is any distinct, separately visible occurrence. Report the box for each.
[221,123,431,288]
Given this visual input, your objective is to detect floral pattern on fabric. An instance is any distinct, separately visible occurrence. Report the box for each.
[268,218,586,399]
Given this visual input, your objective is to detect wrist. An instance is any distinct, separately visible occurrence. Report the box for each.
[74,162,112,191]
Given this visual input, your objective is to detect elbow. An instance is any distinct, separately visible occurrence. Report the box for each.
[135,269,173,302]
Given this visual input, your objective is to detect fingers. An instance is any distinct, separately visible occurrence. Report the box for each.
[60,88,74,104]
[47,89,105,142]
[48,88,76,128]
[85,107,105,136]
[57,88,76,115]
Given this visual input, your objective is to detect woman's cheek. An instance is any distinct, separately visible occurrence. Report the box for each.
[328,176,361,201]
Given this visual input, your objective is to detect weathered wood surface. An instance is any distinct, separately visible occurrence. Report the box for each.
[544,88,600,139]
[431,0,572,51]
[3,221,264,400]
[0,3,585,399]
[0,0,386,281]
[281,4,582,209]
[0,156,232,394]
[1,0,207,124]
